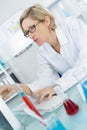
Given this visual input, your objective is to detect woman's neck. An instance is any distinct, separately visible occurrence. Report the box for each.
[47,30,61,53]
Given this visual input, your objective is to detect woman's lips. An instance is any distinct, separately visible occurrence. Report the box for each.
[34,38,40,43]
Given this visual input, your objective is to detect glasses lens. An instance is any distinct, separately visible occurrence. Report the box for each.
[24,25,36,37]
[29,25,36,33]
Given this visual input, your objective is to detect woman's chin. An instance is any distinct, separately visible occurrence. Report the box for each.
[36,41,44,46]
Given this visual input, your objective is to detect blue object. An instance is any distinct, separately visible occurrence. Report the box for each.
[58,72,62,77]
[81,80,87,102]
[46,119,66,130]
[19,91,25,97]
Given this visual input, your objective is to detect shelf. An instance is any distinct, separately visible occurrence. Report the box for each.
[5,92,19,103]
[0,67,9,75]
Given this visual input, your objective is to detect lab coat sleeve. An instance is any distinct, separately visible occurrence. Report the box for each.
[27,51,59,92]
[55,18,87,91]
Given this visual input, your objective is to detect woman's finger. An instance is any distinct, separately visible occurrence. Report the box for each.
[33,89,41,97]
[47,92,54,100]
[37,93,47,103]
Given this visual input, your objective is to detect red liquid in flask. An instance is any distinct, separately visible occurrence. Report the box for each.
[63,99,79,115]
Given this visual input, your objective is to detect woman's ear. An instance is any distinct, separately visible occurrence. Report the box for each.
[44,16,50,26]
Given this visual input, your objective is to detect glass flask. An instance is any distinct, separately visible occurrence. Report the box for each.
[73,67,87,102]
[45,114,67,130]
[54,86,79,116]
[73,67,87,83]
[63,98,79,115]
[81,80,87,102]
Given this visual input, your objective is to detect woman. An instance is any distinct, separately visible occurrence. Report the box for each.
[0,4,87,103]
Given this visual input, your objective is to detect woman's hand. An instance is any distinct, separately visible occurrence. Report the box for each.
[33,87,55,103]
[20,84,33,96]
[0,85,17,100]
[0,84,33,100]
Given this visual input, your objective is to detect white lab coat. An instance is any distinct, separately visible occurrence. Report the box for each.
[28,17,87,92]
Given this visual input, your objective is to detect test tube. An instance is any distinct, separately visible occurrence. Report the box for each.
[16,84,43,118]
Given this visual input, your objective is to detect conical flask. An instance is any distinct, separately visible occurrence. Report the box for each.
[63,98,79,115]
[54,86,79,116]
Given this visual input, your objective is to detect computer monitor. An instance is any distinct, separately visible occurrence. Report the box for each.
[0,97,22,130]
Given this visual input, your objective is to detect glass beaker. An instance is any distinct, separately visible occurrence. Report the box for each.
[73,67,87,83]
[54,86,79,116]
[73,67,87,102]
[45,114,67,130]
[81,80,87,102]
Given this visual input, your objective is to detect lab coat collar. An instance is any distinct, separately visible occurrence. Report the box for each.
[55,27,68,47]
[46,28,68,57]
[40,27,68,58]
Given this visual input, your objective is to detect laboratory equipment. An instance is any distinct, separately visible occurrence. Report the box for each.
[20,91,43,118]
[63,98,79,115]
[73,67,87,102]
[81,80,87,102]
[16,84,43,118]
[54,86,79,115]
[24,107,47,126]
[45,114,66,130]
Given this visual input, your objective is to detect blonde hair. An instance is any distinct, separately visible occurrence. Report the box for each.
[20,4,57,33]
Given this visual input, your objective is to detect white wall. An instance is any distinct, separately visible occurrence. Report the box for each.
[0,0,55,25]
[8,43,39,84]
[0,0,40,24]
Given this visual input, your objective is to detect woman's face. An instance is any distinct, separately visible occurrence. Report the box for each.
[22,16,51,46]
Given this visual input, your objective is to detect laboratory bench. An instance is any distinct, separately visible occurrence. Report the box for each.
[6,83,87,130]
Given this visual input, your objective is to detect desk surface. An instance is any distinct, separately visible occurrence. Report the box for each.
[7,84,87,130]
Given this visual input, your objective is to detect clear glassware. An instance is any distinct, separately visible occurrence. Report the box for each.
[73,67,87,102]
[54,86,79,116]
[81,80,87,102]
[15,84,43,118]
[73,67,87,84]
[63,98,79,115]
[45,113,67,130]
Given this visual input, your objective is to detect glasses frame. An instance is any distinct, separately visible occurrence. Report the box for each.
[24,20,44,37]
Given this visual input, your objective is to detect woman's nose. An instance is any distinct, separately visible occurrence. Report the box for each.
[29,32,35,40]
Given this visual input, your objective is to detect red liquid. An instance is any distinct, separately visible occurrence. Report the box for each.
[22,95,43,118]
[63,99,79,115]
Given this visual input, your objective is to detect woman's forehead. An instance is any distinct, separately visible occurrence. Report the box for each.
[22,17,38,29]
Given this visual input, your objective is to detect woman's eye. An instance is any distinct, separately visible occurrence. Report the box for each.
[30,25,35,31]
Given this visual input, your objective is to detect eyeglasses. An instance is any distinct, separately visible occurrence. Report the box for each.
[24,20,44,37]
